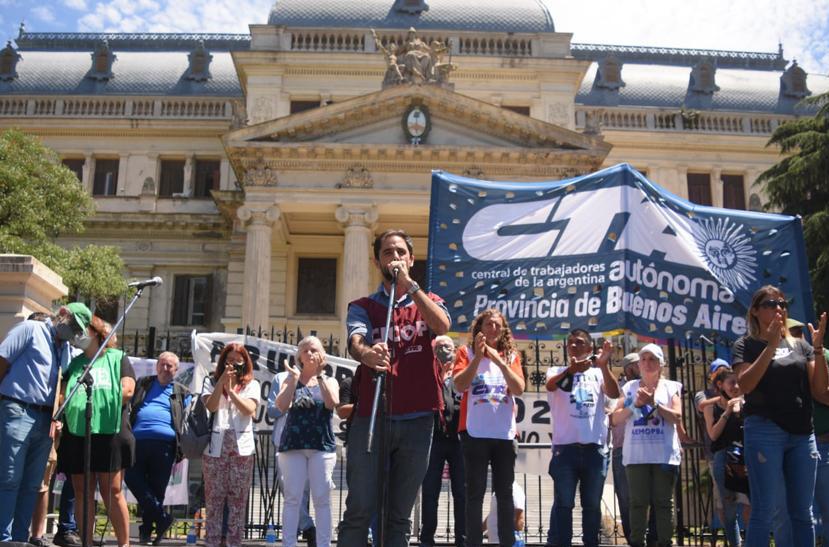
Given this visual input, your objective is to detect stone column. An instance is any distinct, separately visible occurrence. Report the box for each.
[82,154,93,194]
[335,205,378,321]
[182,155,194,197]
[238,204,280,332]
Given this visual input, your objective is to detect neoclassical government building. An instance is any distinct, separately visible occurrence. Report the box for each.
[1,0,827,351]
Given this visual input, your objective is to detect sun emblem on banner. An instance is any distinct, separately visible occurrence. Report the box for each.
[692,217,758,291]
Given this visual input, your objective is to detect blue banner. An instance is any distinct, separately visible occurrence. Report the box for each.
[427,163,813,341]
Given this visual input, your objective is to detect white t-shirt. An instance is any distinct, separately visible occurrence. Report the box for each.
[203,379,261,457]
[546,366,609,446]
[486,482,525,543]
[621,378,682,466]
[465,351,518,440]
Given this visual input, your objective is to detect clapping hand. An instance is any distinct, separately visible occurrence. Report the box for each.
[635,386,655,408]
[764,311,785,346]
[284,358,301,381]
[808,312,827,350]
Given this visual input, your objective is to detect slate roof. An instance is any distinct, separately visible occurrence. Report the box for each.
[267,0,556,33]
[576,62,829,115]
[0,50,243,96]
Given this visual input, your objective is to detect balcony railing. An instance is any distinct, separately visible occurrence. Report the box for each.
[575,106,788,135]
[0,96,233,120]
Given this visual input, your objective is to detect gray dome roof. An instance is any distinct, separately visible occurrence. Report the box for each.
[267,0,555,33]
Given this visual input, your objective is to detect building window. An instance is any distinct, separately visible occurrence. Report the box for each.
[296,258,337,315]
[502,105,530,116]
[171,275,211,326]
[193,159,221,197]
[62,158,84,182]
[686,173,712,206]
[92,159,119,196]
[290,100,320,114]
[158,159,185,197]
[722,174,746,210]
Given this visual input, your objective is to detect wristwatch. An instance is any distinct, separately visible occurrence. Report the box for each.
[406,280,421,296]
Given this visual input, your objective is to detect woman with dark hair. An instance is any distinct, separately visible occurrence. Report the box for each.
[59,315,135,547]
[702,367,748,546]
[201,343,260,547]
[733,285,827,546]
[453,308,525,547]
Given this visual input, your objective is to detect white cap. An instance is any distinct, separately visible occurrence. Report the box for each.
[639,343,664,365]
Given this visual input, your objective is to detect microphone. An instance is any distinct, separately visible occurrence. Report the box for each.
[128,276,163,289]
[392,266,400,278]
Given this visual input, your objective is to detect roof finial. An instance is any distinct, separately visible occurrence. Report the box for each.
[778,42,783,58]
[17,21,25,39]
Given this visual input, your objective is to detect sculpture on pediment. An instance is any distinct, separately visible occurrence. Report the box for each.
[372,28,456,87]
[337,165,374,189]
[243,159,278,187]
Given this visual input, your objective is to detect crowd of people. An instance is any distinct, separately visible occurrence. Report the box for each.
[1,228,828,547]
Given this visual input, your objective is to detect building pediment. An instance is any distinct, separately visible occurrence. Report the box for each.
[226,84,609,152]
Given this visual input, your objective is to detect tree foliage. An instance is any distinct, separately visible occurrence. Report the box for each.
[757,92,829,314]
[0,129,126,302]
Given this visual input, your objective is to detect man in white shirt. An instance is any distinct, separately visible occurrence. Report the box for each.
[545,328,620,547]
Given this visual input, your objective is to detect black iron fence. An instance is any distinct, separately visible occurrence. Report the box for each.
[115,325,734,545]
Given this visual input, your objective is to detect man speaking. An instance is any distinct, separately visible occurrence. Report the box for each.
[340,229,451,547]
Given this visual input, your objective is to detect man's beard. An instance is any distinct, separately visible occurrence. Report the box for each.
[381,267,393,282]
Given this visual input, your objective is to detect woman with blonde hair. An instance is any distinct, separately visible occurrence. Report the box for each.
[275,336,339,547]
[59,315,135,547]
[202,343,260,547]
[612,344,683,547]
[733,285,827,546]
[453,308,525,547]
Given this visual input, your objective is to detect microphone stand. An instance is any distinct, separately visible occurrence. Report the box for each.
[54,286,150,547]
[366,270,397,547]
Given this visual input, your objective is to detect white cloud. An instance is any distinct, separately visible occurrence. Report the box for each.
[31,6,55,22]
[63,0,88,10]
[68,0,829,74]
[545,0,829,74]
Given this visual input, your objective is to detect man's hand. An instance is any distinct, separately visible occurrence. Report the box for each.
[567,354,592,375]
[362,343,391,372]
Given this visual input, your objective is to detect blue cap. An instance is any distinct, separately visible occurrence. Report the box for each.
[709,358,729,376]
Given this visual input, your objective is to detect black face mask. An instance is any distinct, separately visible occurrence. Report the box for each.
[55,323,76,342]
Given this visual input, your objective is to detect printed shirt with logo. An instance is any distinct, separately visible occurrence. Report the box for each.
[453,345,522,440]
[546,366,610,447]
[346,285,451,417]
[621,378,682,466]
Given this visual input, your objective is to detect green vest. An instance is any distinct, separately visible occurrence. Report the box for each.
[814,349,829,436]
[65,349,124,436]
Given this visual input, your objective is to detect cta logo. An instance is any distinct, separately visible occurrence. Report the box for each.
[461,185,706,270]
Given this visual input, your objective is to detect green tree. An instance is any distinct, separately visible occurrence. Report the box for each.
[757,91,829,314]
[0,128,127,305]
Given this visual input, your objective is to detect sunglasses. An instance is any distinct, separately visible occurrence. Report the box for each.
[758,299,788,310]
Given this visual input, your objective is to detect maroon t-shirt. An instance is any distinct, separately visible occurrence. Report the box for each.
[347,290,449,417]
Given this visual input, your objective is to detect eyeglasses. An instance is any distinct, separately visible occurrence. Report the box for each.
[759,299,788,310]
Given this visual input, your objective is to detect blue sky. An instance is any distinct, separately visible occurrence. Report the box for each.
[1,0,828,75]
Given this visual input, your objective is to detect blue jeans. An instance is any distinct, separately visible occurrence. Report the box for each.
[420,433,465,547]
[549,443,608,547]
[339,415,433,547]
[58,475,77,534]
[0,399,54,541]
[743,416,817,547]
[813,439,829,543]
[124,438,177,536]
[712,450,741,547]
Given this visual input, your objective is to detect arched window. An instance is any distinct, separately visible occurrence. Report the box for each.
[780,61,810,99]
[689,59,719,94]
[185,40,213,82]
[87,39,115,81]
[596,55,625,90]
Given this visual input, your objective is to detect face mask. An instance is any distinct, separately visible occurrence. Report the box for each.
[71,334,92,350]
[55,323,76,342]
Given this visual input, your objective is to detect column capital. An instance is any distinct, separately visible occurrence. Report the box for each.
[335,205,378,229]
[238,204,281,227]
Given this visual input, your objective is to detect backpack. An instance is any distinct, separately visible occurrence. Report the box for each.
[178,377,214,460]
